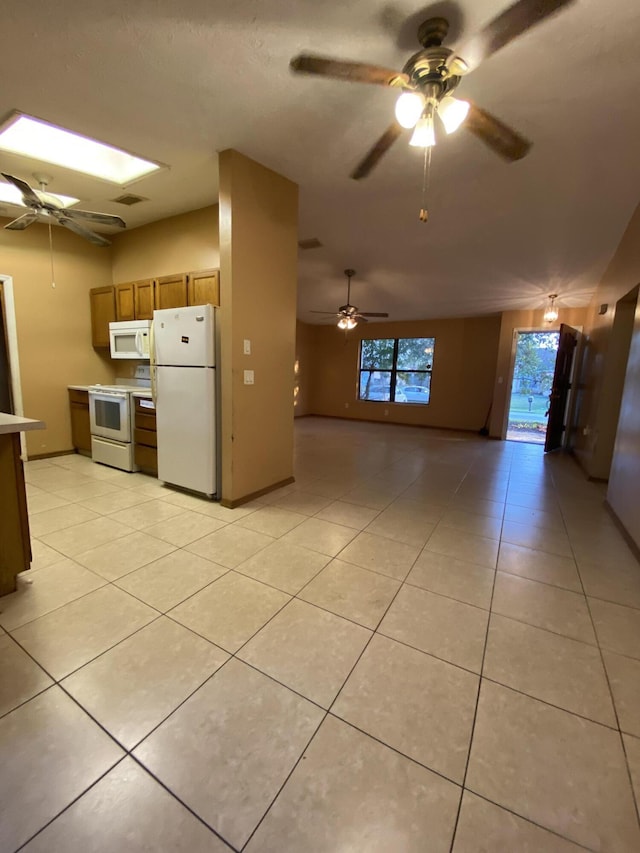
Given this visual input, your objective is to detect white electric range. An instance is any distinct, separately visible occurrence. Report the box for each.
[89,366,152,472]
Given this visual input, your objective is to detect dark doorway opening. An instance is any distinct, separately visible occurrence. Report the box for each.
[0,283,14,414]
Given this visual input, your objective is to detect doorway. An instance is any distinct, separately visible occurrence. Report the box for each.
[507,330,560,444]
[0,282,15,413]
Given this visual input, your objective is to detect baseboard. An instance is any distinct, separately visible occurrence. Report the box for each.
[302,413,482,435]
[26,449,76,461]
[604,500,640,564]
[220,476,296,509]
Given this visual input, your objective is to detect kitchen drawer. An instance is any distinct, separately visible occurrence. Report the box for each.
[134,397,155,414]
[134,443,157,473]
[134,412,157,432]
[134,427,157,448]
[68,389,89,405]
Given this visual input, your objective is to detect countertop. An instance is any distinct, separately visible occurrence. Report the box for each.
[0,413,46,435]
[132,390,152,399]
[68,384,91,391]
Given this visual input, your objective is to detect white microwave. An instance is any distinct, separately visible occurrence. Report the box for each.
[109,320,151,360]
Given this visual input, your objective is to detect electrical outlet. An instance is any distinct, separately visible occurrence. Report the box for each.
[244,370,255,385]
[384,408,389,416]
[243,339,251,355]
[344,402,349,409]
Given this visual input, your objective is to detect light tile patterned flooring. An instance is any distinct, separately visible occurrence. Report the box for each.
[1,417,640,851]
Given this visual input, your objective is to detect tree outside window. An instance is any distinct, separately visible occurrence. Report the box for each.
[359,337,435,404]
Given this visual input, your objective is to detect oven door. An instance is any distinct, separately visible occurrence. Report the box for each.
[89,389,131,443]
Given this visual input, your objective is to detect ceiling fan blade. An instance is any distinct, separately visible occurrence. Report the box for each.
[62,208,126,229]
[54,213,112,247]
[4,211,39,231]
[359,312,389,318]
[309,310,339,315]
[290,55,408,87]
[464,104,531,161]
[351,123,404,180]
[447,0,575,74]
[356,317,369,324]
[1,172,41,206]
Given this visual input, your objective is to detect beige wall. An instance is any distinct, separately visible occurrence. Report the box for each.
[307,316,500,432]
[608,296,640,546]
[294,321,313,417]
[218,150,298,503]
[489,307,588,439]
[0,218,115,455]
[572,201,640,480]
[110,205,219,282]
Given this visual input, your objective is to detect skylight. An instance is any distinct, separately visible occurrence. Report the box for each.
[0,180,79,209]
[0,114,162,185]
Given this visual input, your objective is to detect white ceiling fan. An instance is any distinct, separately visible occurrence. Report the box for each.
[1,171,125,247]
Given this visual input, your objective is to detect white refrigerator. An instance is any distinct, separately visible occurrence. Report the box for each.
[153,304,218,497]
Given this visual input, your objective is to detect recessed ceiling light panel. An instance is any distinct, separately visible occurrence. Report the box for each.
[0,179,78,209]
[0,113,163,185]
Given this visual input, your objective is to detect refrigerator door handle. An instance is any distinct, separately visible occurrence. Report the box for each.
[150,320,157,405]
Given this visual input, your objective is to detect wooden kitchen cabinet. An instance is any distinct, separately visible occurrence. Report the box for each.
[155,274,188,310]
[134,397,157,474]
[188,269,220,306]
[115,280,155,321]
[89,286,116,347]
[134,279,155,319]
[0,417,44,596]
[115,282,135,321]
[69,389,92,454]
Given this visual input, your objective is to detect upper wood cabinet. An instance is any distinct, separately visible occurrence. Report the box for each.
[188,269,219,307]
[116,280,155,321]
[91,270,219,349]
[134,279,155,319]
[155,274,188,310]
[89,286,116,347]
[115,282,135,321]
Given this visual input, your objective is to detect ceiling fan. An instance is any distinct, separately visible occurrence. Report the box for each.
[311,269,389,329]
[1,172,126,246]
[290,0,574,179]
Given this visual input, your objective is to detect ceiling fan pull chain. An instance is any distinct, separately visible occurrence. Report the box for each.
[48,221,56,288]
[419,145,432,223]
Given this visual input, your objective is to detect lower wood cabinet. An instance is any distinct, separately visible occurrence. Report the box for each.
[69,389,92,454]
[134,397,157,474]
[0,432,31,595]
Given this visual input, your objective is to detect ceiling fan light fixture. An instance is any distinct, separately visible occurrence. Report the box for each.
[409,111,436,148]
[394,91,425,129]
[437,96,470,134]
[337,316,358,330]
[544,294,559,323]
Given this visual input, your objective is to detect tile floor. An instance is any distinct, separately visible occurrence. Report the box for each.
[1,417,640,851]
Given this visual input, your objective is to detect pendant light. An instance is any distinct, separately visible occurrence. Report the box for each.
[544,294,559,323]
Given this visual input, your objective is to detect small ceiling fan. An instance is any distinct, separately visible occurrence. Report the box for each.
[310,269,389,329]
[1,172,125,246]
[290,0,574,179]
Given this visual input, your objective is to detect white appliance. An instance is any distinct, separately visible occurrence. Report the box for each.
[153,304,218,497]
[89,366,151,472]
[109,320,151,360]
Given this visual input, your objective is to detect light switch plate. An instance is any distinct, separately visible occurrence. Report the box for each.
[244,370,255,385]
[243,339,251,355]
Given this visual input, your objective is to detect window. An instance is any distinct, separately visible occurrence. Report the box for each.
[358,337,435,405]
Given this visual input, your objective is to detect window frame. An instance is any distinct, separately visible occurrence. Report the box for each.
[358,336,434,405]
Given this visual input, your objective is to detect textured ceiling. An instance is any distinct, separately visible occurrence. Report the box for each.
[1,0,639,322]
